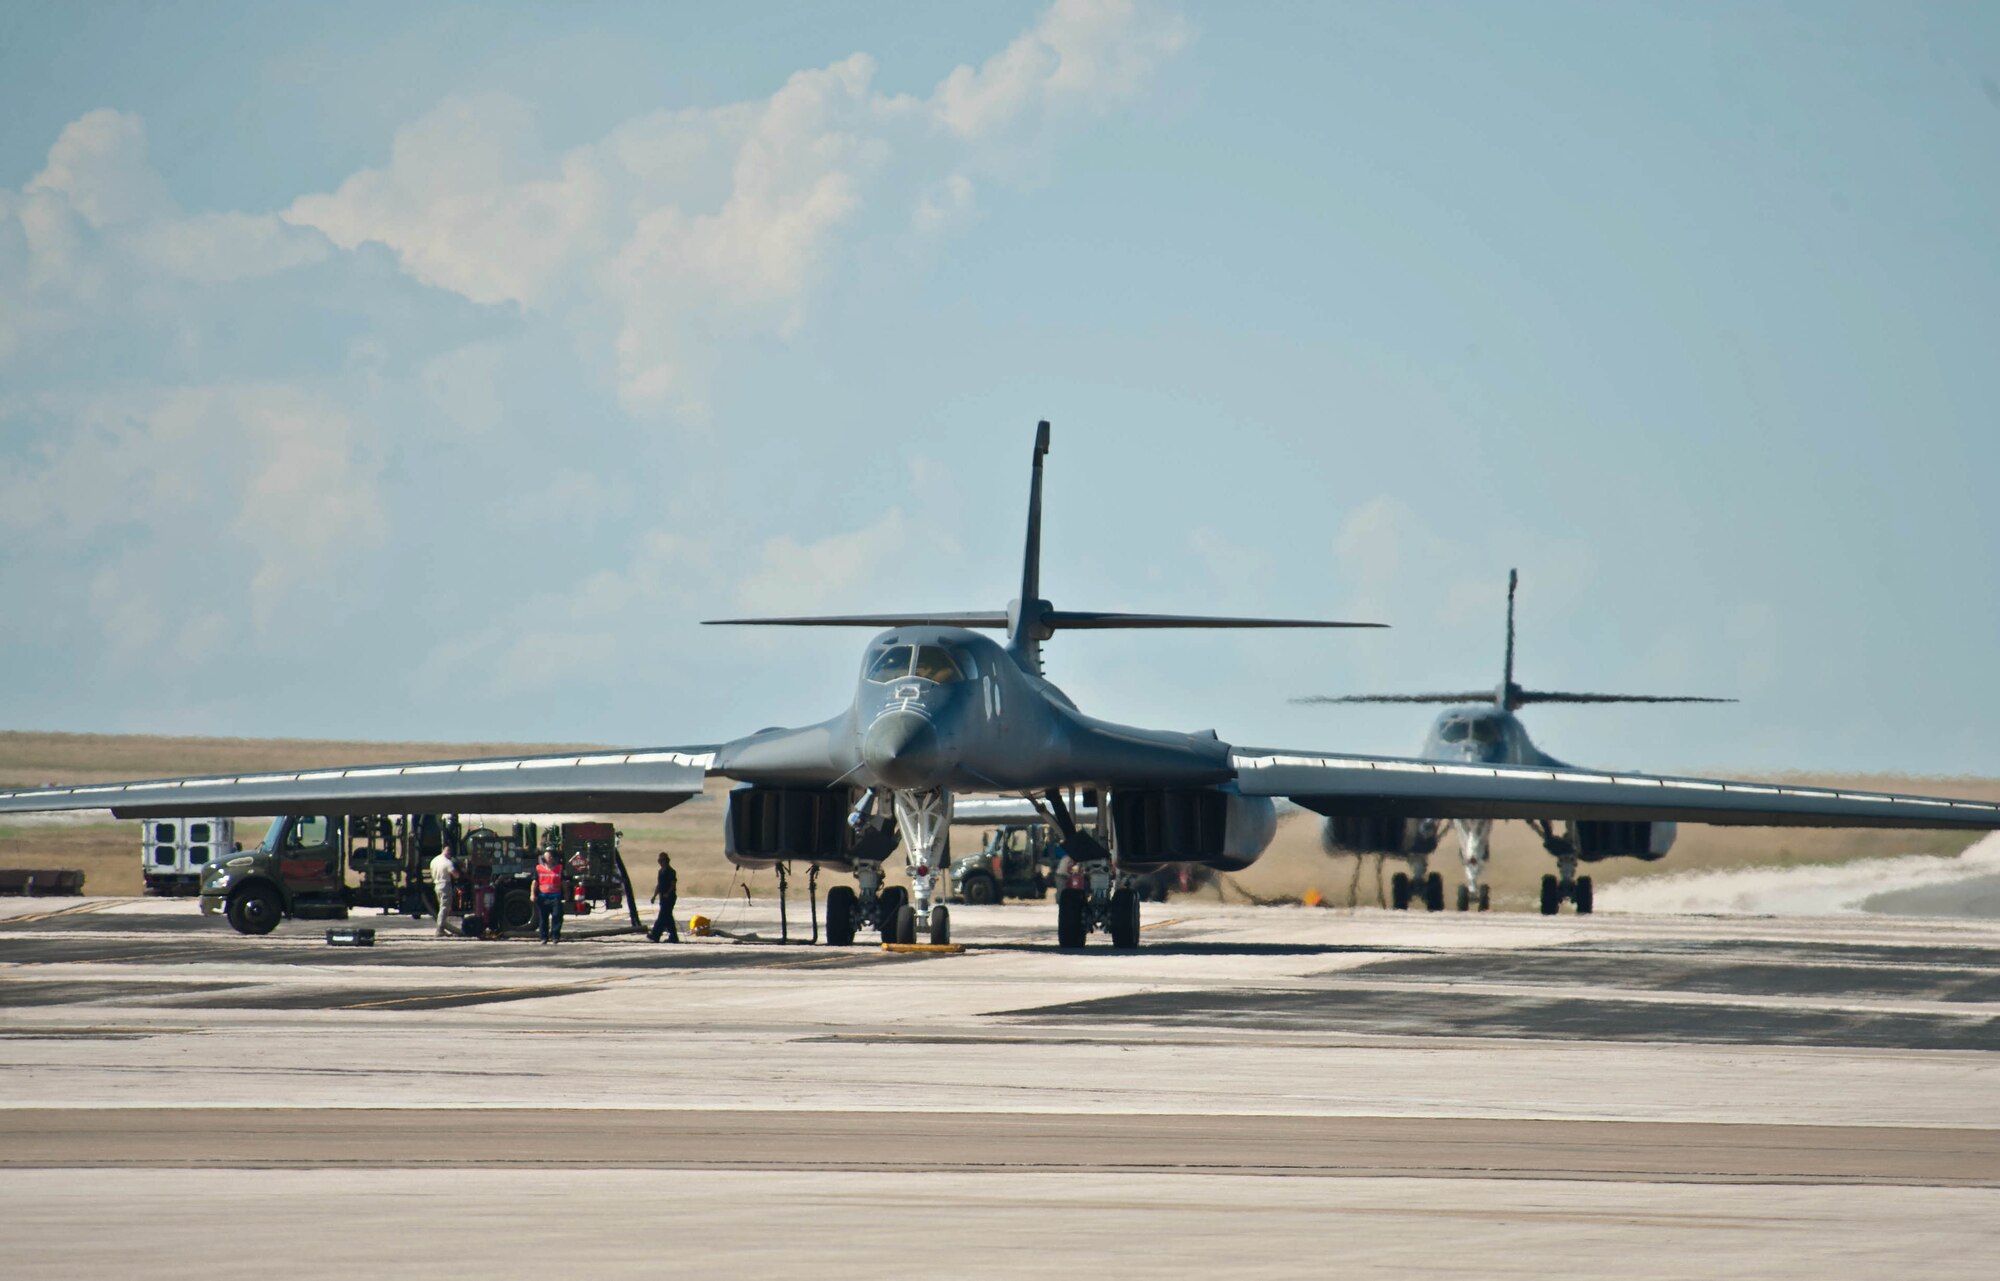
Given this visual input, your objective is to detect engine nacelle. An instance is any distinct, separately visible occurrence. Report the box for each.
[1566,819,1675,862]
[1110,787,1277,872]
[724,785,897,870]
[1320,815,1440,858]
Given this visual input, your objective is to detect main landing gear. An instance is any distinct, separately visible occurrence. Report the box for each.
[1532,821,1593,916]
[1389,856,1445,912]
[1042,789,1139,951]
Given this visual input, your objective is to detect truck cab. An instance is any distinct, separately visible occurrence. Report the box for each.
[200,814,350,934]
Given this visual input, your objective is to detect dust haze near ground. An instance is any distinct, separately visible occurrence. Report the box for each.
[3,730,1996,906]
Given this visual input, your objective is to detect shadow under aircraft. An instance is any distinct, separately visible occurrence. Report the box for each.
[1297,571,1733,915]
[7,425,2000,945]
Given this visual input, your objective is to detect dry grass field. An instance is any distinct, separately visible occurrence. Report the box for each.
[3,730,1995,906]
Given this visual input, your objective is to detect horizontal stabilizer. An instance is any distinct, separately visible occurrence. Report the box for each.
[1514,691,1736,706]
[1046,611,1383,630]
[710,611,1382,631]
[1293,690,1733,707]
[1293,692,1497,706]
[704,612,1010,628]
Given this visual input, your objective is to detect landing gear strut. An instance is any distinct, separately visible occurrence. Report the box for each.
[892,788,952,944]
[1533,822,1593,916]
[1453,819,1493,912]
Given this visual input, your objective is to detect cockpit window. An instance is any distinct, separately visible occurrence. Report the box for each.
[1469,719,1501,744]
[1439,720,1468,743]
[911,645,965,684]
[865,646,913,683]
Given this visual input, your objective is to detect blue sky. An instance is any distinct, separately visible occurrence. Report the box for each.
[2,1,1997,774]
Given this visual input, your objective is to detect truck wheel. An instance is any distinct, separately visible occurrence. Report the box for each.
[1056,888,1087,950]
[498,889,536,933]
[1109,888,1140,950]
[226,884,282,936]
[961,874,998,905]
[825,885,857,946]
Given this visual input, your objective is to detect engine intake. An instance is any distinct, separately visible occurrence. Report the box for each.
[1566,819,1675,862]
[1111,787,1276,872]
[1320,815,1440,858]
[724,786,896,869]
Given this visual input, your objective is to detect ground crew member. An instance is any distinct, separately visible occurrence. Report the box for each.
[534,849,565,944]
[429,844,458,937]
[648,851,679,943]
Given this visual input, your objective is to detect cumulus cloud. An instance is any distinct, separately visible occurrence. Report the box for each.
[933,0,1192,139]
[0,109,328,356]
[281,0,1189,414]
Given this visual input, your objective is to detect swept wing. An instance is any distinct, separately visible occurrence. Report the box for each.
[0,746,717,820]
[1232,749,2000,830]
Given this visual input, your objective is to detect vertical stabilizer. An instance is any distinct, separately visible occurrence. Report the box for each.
[1501,568,1519,708]
[1008,421,1054,670]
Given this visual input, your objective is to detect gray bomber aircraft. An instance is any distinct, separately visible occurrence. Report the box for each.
[1298,570,1734,916]
[6,423,2000,947]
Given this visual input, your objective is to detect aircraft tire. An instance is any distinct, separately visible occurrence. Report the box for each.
[961,874,998,905]
[1424,872,1445,912]
[226,884,282,936]
[877,886,909,943]
[1109,888,1140,950]
[892,904,917,946]
[1390,873,1411,911]
[1539,875,1561,916]
[929,905,950,945]
[1456,884,1470,912]
[1478,884,1491,912]
[1575,876,1594,915]
[825,886,857,946]
[1056,888,1087,949]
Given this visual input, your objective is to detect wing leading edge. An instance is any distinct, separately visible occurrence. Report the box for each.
[1232,749,2000,830]
[0,746,718,820]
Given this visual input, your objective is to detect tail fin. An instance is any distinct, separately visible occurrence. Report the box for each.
[1293,568,1733,710]
[1008,422,1054,667]
[709,421,1383,673]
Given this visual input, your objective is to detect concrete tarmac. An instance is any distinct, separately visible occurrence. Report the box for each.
[3,896,1998,1278]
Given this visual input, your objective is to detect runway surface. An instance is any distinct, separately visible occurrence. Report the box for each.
[3,896,1997,1278]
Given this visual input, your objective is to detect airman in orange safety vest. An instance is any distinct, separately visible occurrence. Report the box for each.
[534,850,565,945]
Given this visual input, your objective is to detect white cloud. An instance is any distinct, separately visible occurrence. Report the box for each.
[27,109,174,228]
[281,1,1190,414]
[932,0,1192,138]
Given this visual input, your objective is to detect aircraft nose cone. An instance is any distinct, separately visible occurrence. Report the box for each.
[863,712,941,789]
